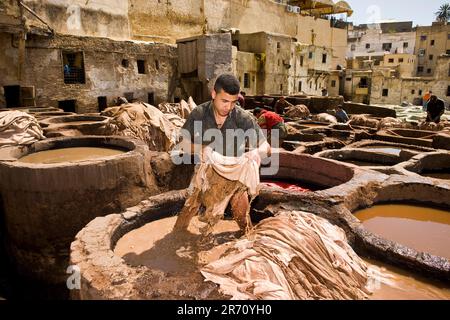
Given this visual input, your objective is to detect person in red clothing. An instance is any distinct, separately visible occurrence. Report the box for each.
[253,107,287,145]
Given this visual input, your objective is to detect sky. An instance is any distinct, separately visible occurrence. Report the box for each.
[343,0,447,27]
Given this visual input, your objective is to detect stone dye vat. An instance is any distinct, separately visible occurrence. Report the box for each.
[354,204,450,259]
[70,190,228,299]
[366,128,437,148]
[0,136,161,286]
[315,149,407,172]
[346,140,435,159]
[40,115,109,137]
[400,152,450,181]
[341,176,450,282]
[260,151,354,192]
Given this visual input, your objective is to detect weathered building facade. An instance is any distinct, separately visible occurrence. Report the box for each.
[0,0,177,112]
[346,21,450,106]
[415,22,450,77]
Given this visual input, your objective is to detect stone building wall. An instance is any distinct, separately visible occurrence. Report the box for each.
[21,0,130,40]
[0,33,177,112]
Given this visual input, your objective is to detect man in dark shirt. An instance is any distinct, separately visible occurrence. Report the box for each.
[173,74,270,233]
[426,95,445,124]
[178,74,269,159]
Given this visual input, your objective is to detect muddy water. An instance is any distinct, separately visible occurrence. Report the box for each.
[362,147,402,156]
[365,258,450,300]
[355,204,450,259]
[421,171,450,180]
[19,147,125,164]
[114,216,241,274]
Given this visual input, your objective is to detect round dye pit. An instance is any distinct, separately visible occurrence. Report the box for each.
[0,136,161,288]
[402,152,450,182]
[19,147,126,164]
[315,149,404,169]
[354,204,450,260]
[261,151,354,192]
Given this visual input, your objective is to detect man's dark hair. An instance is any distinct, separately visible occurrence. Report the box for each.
[214,74,240,95]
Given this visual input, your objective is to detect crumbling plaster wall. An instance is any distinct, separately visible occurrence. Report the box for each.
[0,33,178,112]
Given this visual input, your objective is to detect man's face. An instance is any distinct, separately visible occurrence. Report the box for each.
[212,89,239,117]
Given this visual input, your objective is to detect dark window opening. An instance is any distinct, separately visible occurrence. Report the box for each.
[417,66,424,73]
[411,90,415,94]
[137,60,146,74]
[382,89,389,97]
[124,92,134,101]
[331,80,336,87]
[58,100,76,113]
[148,92,155,105]
[382,43,392,51]
[447,49,450,55]
[174,97,181,103]
[419,89,423,95]
[346,77,352,81]
[3,85,21,108]
[399,58,404,63]
[365,43,370,49]
[244,73,250,88]
[322,53,327,64]
[447,86,450,96]
[62,51,85,84]
[309,52,313,59]
[298,81,302,92]
[388,58,394,63]
[359,78,368,88]
[427,68,432,73]
[232,40,239,50]
[98,96,107,112]
[300,56,304,66]
[121,59,129,68]
[403,42,408,48]
[431,40,435,46]
[280,84,283,92]
[420,35,427,41]
[277,42,281,52]
[155,60,160,70]
[429,55,434,60]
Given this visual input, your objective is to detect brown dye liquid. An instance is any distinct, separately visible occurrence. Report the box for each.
[114,216,241,274]
[355,204,450,259]
[19,147,125,164]
[365,258,450,300]
[343,159,388,167]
